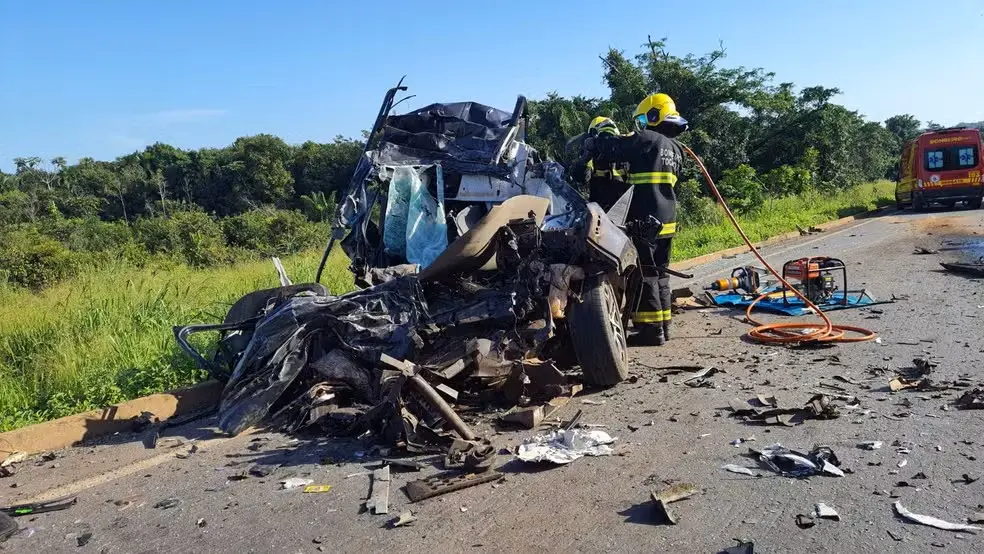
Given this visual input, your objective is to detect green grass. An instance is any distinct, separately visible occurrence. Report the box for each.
[0,249,352,432]
[0,180,894,432]
[673,181,895,260]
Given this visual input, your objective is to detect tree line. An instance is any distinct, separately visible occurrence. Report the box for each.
[0,38,946,290]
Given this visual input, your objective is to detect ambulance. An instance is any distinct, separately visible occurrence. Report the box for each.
[896,127,983,210]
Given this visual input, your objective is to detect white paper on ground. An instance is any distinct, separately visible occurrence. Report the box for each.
[281,478,314,490]
[516,429,616,464]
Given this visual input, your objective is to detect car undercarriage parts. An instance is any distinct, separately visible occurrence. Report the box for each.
[380,354,477,441]
[405,471,503,503]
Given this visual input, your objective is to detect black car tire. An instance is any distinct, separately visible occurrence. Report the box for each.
[569,276,629,386]
[969,196,983,210]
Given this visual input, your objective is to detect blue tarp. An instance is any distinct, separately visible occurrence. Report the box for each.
[710,287,878,316]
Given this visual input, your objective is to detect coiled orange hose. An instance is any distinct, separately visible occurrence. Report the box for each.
[682,145,877,344]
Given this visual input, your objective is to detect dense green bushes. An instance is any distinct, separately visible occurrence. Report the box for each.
[0,208,327,290]
[221,208,327,256]
[0,228,80,290]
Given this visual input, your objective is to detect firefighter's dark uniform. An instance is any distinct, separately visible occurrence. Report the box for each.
[585,159,630,212]
[592,128,684,340]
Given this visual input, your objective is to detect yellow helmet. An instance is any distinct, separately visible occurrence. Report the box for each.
[633,93,688,131]
[588,116,619,136]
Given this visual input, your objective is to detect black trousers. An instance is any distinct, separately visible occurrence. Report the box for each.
[631,236,673,330]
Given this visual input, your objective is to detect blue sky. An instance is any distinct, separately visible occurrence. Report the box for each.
[2,0,983,171]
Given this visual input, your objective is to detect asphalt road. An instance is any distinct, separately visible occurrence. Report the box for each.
[4,207,984,554]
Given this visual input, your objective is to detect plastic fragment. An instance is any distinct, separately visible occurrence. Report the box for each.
[390,510,416,528]
[281,478,314,490]
[302,485,332,493]
[893,502,982,533]
[815,503,840,521]
[721,464,758,477]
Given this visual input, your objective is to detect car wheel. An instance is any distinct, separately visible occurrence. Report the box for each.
[969,196,983,210]
[569,275,629,386]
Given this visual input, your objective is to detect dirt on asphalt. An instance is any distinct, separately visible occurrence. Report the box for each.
[3,208,984,554]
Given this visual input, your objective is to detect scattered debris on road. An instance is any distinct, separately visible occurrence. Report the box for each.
[650,483,699,524]
[365,466,390,514]
[721,464,759,477]
[280,478,314,490]
[405,471,502,502]
[0,452,26,478]
[955,389,984,409]
[730,437,756,447]
[858,441,883,450]
[153,498,181,510]
[390,510,417,528]
[728,394,845,426]
[814,503,840,521]
[757,444,844,477]
[940,260,984,278]
[516,429,616,464]
[953,474,978,485]
[795,514,815,529]
[302,485,332,493]
[718,539,754,554]
[893,502,983,533]
[679,366,722,388]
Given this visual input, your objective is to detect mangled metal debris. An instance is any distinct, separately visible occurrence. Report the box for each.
[955,388,984,409]
[727,394,845,426]
[405,471,503,502]
[755,444,844,477]
[365,466,390,514]
[174,87,647,461]
[940,260,984,277]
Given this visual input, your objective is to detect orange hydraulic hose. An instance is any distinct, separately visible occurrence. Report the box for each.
[681,145,877,344]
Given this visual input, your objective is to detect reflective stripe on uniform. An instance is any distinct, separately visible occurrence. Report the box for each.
[627,171,678,186]
[658,222,676,236]
[659,309,672,321]
[592,169,625,178]
[631,311,664,323]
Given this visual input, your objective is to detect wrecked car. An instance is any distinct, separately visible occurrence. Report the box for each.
[174,80,640,450]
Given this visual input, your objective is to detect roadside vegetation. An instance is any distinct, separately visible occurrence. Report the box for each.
[0,249,352,432]
[0,37,953,431]
[674,180,894,259]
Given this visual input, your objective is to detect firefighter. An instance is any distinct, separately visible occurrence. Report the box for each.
[584,93,688,345]
[581,117,629,211]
